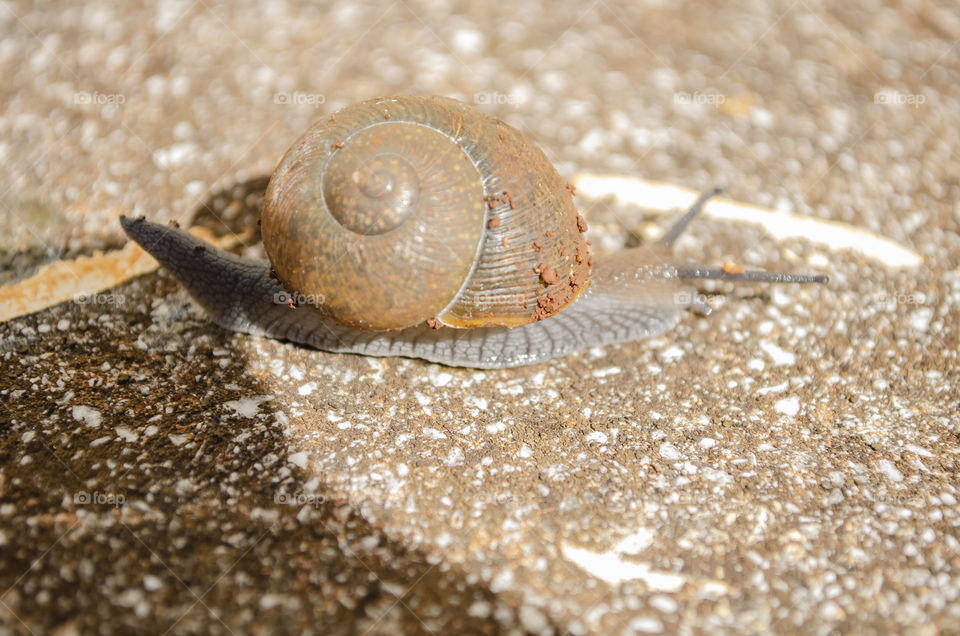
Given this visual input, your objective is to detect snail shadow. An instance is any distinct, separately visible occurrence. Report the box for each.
[1,268,515,633]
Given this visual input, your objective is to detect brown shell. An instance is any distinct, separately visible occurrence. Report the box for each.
[261,95,591,331]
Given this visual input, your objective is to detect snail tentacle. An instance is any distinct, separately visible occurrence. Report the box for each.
[120,217,684,368]
[659,186,724,246]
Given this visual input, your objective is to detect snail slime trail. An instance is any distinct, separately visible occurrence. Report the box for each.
[121,96,827,369]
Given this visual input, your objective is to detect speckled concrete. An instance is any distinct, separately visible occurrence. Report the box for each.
[2,0,959,634]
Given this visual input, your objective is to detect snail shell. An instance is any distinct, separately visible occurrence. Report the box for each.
[119,95,827,368]
[261,95,590,330]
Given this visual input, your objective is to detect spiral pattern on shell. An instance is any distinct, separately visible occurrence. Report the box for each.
[261,95,591,331]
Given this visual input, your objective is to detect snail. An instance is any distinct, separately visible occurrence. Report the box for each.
[121,95,826,369]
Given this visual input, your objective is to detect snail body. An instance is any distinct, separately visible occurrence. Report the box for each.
[121,95,826,369]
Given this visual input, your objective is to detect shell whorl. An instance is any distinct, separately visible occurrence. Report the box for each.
[261,95,591,331]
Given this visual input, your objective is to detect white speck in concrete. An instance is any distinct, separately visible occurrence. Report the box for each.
[467,396,488,410]
[702,467,732,484]
[72,405,102,428]
[22,431,35,443]
[877,459,904,483]
[467,600,491,618]
[760,342,796,366]
[288,452,308,469]
[615,528,654,554]
[659,442,682,461]
[649,594,678,613]
[588,346,608,359]
[116,426,138,443]
[56,318,70,331]
[579,128,607,154]
[184,180,205,196]
[422,427,447,440]
[758,381,789,395]
[747,358,765,371]
[486,421,506,434]
[90,436,110,447]
[444,447,464,466]
[561,544,685,591]
[699,438,716,450]
[451,28,485,55]
[298,382,317,396]
[586,431,608,444]
[143,574,163,591]
[909,307,933,332]
[173,479,195,496]
[169,433,188,446]
[519,605,549,633]
[905,444,934,458]
[259,594,286,610]
[771,287,793,308]
[808,253,830,268]
[152,142,198,169]
[819,600,844,620]
[628,616,664,633]
[489,569,514,593]
[774,397,800,416]
[429,371,454,387]
[223,395,272,417]
[518,445,533,459]
[592,366,621,378]
[661,345,684,361]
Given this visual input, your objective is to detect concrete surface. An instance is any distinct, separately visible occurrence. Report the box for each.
[2,0,959,634]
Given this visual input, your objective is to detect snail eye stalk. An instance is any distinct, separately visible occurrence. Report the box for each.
[659,186,829,285]
[659,186,724,246]
[674,268,829,284]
